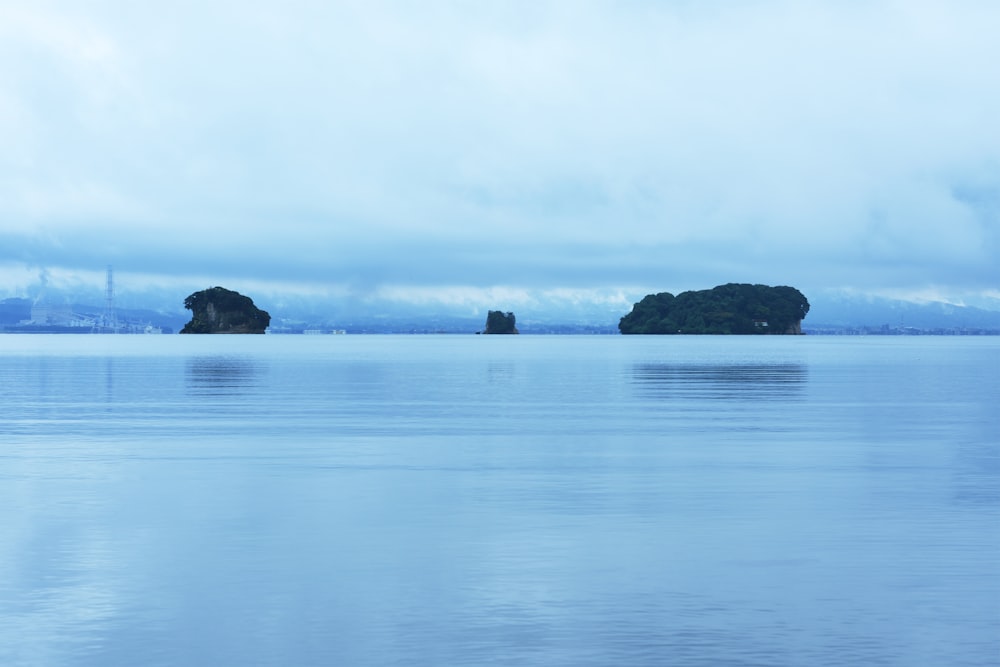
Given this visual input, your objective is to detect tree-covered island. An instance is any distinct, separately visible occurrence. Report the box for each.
[619,283,809,334]
[180,287,271,334]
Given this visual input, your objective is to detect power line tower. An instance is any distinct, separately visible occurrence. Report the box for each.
[103,265,117,333]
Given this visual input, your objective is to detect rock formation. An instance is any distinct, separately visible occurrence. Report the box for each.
[483,310,518,334]
[180,287,270,334]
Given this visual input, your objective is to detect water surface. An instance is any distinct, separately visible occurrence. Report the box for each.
[1,335,998,666]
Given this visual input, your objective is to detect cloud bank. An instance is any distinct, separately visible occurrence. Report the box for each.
[1,1,998,308]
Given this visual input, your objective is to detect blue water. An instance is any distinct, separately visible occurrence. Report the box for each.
[1,335,998,666]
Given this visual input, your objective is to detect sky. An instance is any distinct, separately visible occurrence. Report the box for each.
[1,0,999,315]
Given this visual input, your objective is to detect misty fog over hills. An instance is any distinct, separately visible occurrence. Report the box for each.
[3,284,999,334]
[804,295,1000,333]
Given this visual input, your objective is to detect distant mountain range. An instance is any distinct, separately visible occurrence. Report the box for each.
[255,293,1000,334]
[3,291,999,334]
[804,295,1000,333]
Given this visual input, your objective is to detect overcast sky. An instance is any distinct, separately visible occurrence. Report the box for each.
[1,1,998,311]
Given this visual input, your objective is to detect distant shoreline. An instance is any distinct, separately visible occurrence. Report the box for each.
[2,327,999,336]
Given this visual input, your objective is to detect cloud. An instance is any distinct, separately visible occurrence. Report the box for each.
[0,1,998,307]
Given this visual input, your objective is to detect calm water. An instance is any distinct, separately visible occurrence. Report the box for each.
[1,335,998,666]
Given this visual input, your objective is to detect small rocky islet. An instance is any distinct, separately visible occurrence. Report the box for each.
[180,286,270,334]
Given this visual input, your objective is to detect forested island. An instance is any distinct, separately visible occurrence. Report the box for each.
[619,283,809,334]
[180,287,271,334]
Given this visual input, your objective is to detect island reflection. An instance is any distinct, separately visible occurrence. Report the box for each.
[632,363,807,400]
[186,356,263,395]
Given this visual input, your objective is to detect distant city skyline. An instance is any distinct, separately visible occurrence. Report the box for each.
[1,2,998,312]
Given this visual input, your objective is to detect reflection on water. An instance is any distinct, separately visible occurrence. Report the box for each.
[103,357,114,405]
[186,356,263,395]
[486,361,516,386]
[632,363,807,399]
[1,336,997,667]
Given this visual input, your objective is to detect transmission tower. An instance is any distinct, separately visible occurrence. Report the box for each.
[103,265,117,333]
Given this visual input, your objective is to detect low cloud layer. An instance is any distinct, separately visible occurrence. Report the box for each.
[1,1,998,307]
